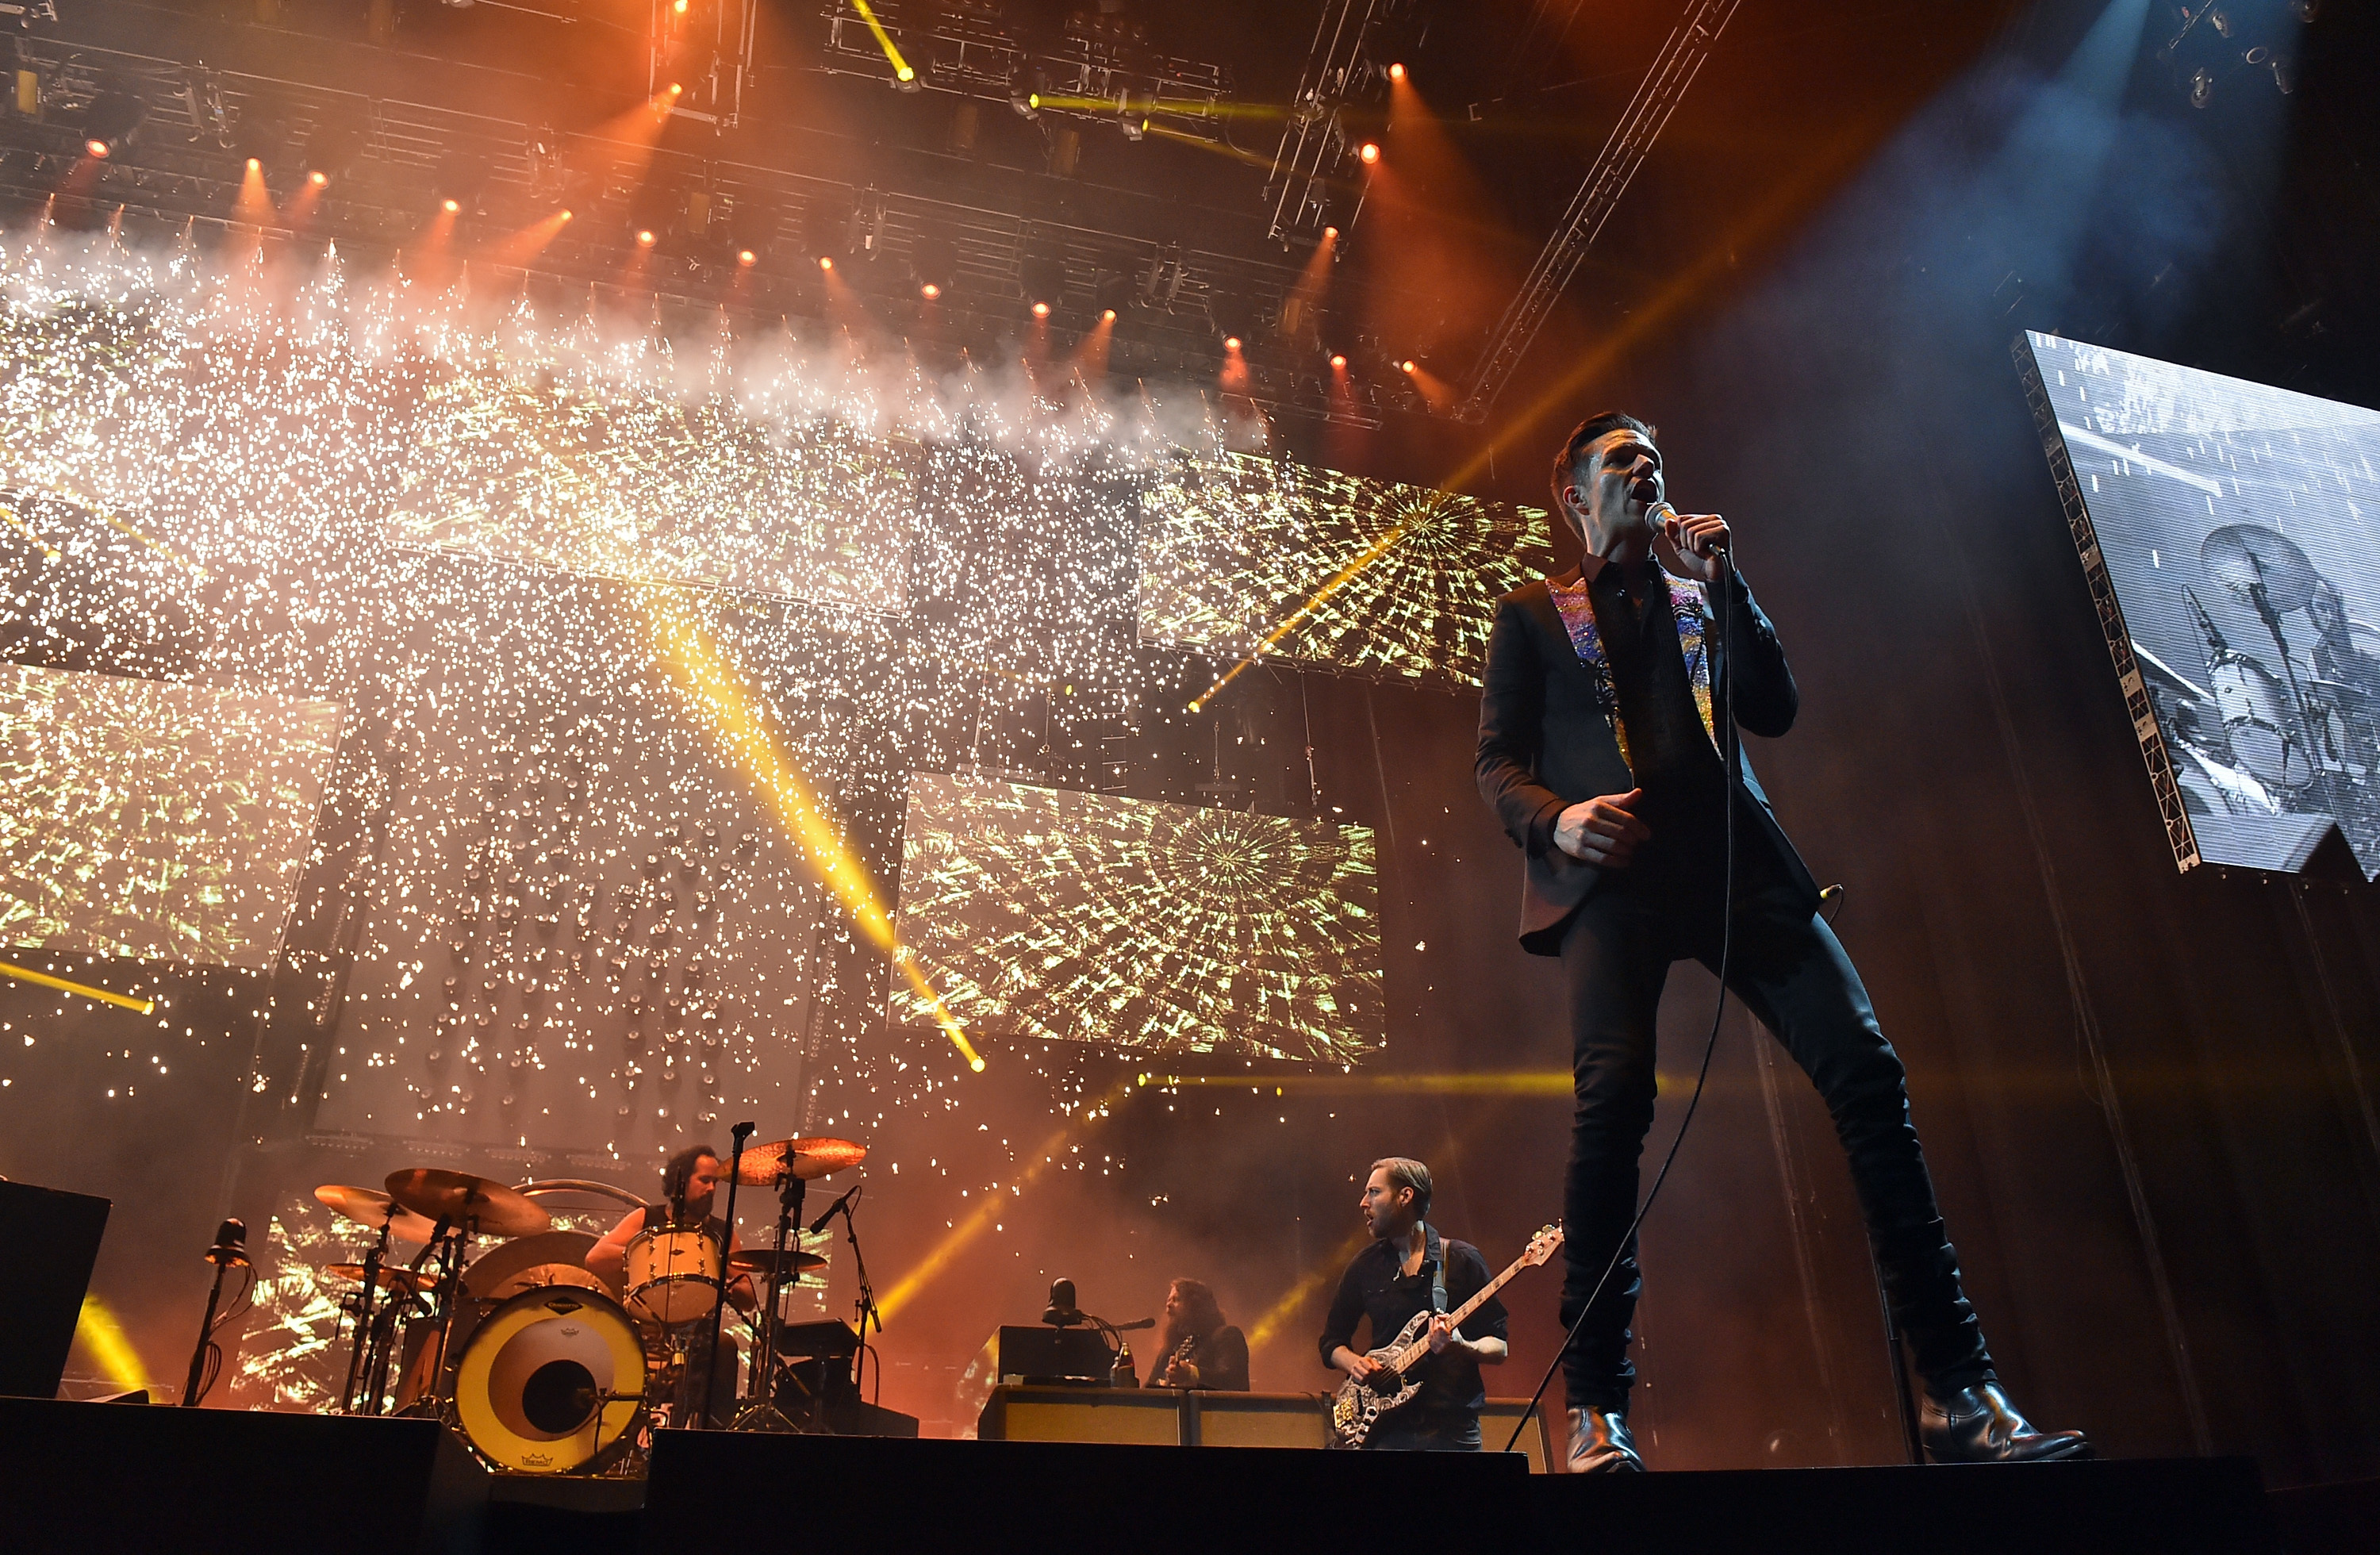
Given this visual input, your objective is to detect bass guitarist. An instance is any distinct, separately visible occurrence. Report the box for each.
[1319,1158,1508,1450]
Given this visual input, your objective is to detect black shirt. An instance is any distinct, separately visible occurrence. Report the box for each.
[1146,1325,1250,1392]
[1318,1231,1507,1416]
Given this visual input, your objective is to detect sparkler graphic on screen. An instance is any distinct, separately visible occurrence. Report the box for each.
[1138,451,1560,690]
[891,774,1382,1065]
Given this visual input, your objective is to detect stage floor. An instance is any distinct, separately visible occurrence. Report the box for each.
[0,1396,2317,1555]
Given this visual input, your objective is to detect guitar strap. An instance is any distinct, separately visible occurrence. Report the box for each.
[1424,1223,1447,1316]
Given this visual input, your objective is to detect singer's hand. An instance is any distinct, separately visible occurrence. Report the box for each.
[1657,510,1730,583]
[1556,789,1650,867]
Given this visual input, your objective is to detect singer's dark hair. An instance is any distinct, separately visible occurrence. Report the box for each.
[1368,1156,1434,1219]
[1159,1278,1227,1351]
[1551,411,1659,517]
[661,1144,720,1214]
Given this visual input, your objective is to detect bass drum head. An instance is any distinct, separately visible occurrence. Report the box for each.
[453,1285,646,1473]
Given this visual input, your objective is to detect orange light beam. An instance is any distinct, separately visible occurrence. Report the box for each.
[876,1081,1134,1322]
[482,208,574,271]
[1246,1227,1372,1350]
[232,158,274,228]
[1189,517,1410,711]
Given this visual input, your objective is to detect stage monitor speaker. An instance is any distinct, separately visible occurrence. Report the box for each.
[0,1180,110,1398]
[996,1323,1114,1384]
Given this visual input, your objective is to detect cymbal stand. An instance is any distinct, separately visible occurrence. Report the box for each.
[828,1189,880,1405]
[403,1214,469,1416]
[336,1218,394,1414]
[729,1166,805,1433]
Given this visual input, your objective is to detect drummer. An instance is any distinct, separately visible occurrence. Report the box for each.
[588,1143,760,1316]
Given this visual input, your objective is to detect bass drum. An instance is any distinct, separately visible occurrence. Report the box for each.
[2210,652,2316,791]
[452,1285,647,1473]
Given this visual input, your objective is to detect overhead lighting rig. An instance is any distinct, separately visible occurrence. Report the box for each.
[822,0,1230,147]
[652,0,758,129]
[1261,0,1420,244]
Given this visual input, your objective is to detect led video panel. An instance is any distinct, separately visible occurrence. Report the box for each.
[1137,451,1560,686]
[387,363,918,612]
[0,661,344,969]
[2020,332,2380,876]
[891,774,1382,1065]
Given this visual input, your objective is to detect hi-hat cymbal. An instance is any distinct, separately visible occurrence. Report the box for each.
[314,1184,442,1245]
[324,1261,425,1293]
[384,1169,553,1238]
[733,1137,866,1184]
[727,1247,828,1277]
[2202,525,2320,616]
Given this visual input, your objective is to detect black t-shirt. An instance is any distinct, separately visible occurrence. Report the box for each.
[1317,1231,1507,1415]
[1146,1325,1250,1392]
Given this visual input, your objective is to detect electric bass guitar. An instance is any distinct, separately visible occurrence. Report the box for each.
[1326,1223,1563,1449]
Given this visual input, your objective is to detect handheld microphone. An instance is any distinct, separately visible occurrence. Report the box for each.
[806,1183,861,1236]
[1648,499,1728,561]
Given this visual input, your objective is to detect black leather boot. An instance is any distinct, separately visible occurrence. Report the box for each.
[1921,1383,2094,1463]
[1564,1407,1645,1472]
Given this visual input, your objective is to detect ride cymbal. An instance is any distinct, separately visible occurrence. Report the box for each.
[324,1261,425,1293]
[384,1169,554,1238]
[726,1247,828,1276]
[733,1137,866,1184]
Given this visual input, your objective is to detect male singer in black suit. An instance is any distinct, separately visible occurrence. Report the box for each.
[1476,412,2091,1472]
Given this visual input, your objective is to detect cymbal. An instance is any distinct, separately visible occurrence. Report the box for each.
[313,1184,442,1245]
[2202,525,2320,616]
[733,1137,866,1185]
[324,1261,424,1292]
[384,1169,553,1238]
[727,1247,828,1277]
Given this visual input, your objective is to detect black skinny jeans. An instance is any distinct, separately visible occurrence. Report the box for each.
[1556,837,1994,1412]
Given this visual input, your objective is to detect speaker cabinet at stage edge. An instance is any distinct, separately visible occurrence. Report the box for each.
[0,1180,110,1400]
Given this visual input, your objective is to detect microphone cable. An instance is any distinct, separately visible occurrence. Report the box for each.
[1505,528,1741,1457]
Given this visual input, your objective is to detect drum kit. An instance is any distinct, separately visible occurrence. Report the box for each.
[315,1134,866,1476]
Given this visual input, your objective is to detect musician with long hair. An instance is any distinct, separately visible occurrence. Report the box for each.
[1146,1278,1250,1392]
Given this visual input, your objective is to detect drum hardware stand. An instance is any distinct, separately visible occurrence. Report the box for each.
[729,1161,807,1432]
[337,1217,396,1414]
[397,1213,474,1419]
[701,1121,756,1429]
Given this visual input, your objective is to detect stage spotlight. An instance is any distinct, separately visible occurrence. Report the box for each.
[673,0,687,10]
[911,231,959,298]
[1357,141,1380,164]
[1223,335,1242,351]
[432,151,492,215]
[1322,225,1338,240]
[81,86,148,160]
[443,198,462,213]
[819,254,834,271]
[2190,64,2214,108]
[309,170,327,186]
[1008,62,1043,118]
[1019,251,1067,316]
[301,106,370,186]
[636,228,658,246]
[896,65,920,90]
[1388,62,1406,81]
[738,248,757,265]
[1102,308,1116,322]
[1399,358,1416,373]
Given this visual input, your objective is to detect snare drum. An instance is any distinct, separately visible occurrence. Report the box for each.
[623,1223,720,1325]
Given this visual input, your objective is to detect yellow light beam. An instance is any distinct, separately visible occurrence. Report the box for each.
[633,593,983,1070]
[877,1080,1134,1322]
[1146,1070,1572,1096]
[849,0,916,81]
[74,1294,152,1392]
[1190,520,1410,710]
[0,959,155,1014]
[1246,1227,1372,1350]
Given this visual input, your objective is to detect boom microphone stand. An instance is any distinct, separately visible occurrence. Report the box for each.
[180,1219,249,1407]
[729,1162,807,1432]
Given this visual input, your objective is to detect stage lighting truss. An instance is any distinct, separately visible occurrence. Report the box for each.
[1262,0,1418,244]
[651,0,758,129]
[819,0,1230,146]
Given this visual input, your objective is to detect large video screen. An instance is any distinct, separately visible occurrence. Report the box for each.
[2021,332,2380,876]
[890,774,1382,1065]
[1137,451,1560,687]
[0,661,344,969]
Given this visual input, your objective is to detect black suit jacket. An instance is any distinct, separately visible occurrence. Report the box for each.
[1474,562,1821,954]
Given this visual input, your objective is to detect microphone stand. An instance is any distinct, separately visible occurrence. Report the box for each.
[337,1218,393,1414]
[179,1226,248,1407]
[831,1192,881,1408]
[701,1122,754,1429]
